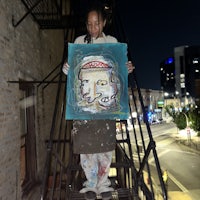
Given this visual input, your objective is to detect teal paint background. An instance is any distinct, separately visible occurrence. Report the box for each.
[66,43,129,120]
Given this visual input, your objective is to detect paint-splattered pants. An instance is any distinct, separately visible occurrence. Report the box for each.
[79,151,114,194]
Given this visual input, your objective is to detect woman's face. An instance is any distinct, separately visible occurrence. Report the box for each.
[86,11,106,38]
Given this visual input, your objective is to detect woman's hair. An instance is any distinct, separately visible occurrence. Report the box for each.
[84,2,107,43]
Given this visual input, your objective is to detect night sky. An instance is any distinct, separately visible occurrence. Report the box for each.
[116,0,200,90]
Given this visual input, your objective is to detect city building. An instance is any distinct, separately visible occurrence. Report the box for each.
[129,88,164,124]
[174,45,200,105]
[174,45,188,99]
[160,56,175,98]
[184,46,200,102]
[160,45,200,106]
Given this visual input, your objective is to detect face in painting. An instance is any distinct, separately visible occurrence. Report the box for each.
[79,68,117,110]
[86,11,106,38]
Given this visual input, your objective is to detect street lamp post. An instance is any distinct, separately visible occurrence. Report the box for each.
[182,112,189,127]
[182,112,191,143]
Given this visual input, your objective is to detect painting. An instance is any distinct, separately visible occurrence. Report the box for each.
[66,43,129,120]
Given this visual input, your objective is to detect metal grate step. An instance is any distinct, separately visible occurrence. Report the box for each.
[69,188,133,200]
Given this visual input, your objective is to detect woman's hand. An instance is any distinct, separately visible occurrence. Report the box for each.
[126,61,135,74]
[62,62,70,75]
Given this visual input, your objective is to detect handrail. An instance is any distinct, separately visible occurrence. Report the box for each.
[128,70,168,200]
[40,30,69,199]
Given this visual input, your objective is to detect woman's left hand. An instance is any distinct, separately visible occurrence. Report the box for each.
[126,61,135,74]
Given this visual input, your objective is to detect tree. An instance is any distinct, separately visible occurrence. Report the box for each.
[164,104,176,119]
[174,112,187,130]
[189,108,200,135]
[164,104,200,136]
[164,104,187,130]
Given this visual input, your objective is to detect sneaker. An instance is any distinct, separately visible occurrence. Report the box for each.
[101,191,112,200]
[84,191,96,200]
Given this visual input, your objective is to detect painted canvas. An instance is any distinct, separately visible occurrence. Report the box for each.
[66,43,129,120]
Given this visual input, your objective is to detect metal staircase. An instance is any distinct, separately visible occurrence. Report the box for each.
[12,0,167,199]
[39,64,168,200]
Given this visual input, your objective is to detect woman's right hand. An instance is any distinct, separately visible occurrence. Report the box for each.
[62,62,70,75]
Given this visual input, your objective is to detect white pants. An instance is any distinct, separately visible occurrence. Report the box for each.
[79,151,114,194]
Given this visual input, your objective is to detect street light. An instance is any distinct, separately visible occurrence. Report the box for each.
[182,112,189,127]
[164,92,169,97]
[182,112,191,142]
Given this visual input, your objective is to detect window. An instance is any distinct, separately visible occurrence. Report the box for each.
[19,82,37,196]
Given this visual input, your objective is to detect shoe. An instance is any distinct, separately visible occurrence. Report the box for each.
[101,191,112,200]
[84,191,96,200]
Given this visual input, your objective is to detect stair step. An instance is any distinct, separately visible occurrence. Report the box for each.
[69,188,133,200]
[46,188,133,200]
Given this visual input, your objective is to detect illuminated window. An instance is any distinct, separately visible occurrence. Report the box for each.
[181,83,185,88]
[193,58,199,64]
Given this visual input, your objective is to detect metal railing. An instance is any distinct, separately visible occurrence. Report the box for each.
[39,54,168,200]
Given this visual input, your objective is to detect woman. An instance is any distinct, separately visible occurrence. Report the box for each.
[63,3,134,200]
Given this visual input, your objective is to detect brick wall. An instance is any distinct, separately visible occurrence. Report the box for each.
[0,0,64,199]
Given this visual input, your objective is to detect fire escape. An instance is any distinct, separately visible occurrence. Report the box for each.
[12,0,168,199]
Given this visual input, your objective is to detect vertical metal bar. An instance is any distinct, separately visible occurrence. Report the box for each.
[152,148,168,200]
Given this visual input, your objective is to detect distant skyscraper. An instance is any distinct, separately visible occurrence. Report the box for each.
[160,45,200,105]
[174,45,188,99]
[184,46,200,99]
[160,57,175,97]
[174,45,200,103]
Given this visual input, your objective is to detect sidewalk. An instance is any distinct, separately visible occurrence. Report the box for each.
[172,127,200,154]
[154,125,199,200]
[156,191,192,200]
[143,172,193,200]
[168,191,192,200]
[168,127,199,200]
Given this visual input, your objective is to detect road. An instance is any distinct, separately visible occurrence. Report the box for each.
[144,123,200,200]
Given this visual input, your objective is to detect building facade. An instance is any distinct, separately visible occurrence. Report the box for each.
[174,45,200,105]
[160,45,200,106]
[160,57,175,97]
[0,1,65,199]
[129,88,164,124]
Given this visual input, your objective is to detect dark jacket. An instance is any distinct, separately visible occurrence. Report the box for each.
[72,120,116,154]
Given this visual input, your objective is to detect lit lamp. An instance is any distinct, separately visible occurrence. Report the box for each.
[164,92,169,98]
[182,112,191,142]
[182,112,189,127]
